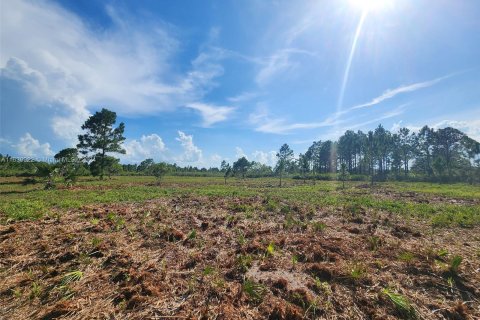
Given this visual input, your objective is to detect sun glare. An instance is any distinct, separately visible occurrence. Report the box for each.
[349,0,392,12]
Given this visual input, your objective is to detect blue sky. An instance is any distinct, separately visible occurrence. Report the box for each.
[1,0,479,167]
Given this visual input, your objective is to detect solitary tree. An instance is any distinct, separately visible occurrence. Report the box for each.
[338,163,349,189]
[151,162,169,184]
[77,108,126,179]
[276,143,294,187]
[221,160,232,184]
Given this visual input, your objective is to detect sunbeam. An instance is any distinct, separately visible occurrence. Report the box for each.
[330,10,368,171]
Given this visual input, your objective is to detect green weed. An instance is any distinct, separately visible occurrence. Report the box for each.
[243,279,266,303]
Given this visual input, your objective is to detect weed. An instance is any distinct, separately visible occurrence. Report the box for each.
[203,266,215,276]
[242,279,266,303]
[398,251,415,264]
[107,213,125,230]
[437,248,449,258]
[90,218,100,225]
[313,277,332,295]
[235,229,247,246]
[280,205,292,214]
[349,263,366,280]
[61,270,83,285]
[78,253,92,265]
[381,288,416,319]
[367,236,381,251]
[265,199,279,212]
[187,229,197,240]
[447,277,454,288]
[311,221,327,232]
[236,254,253,272]
[449,255,462,274]
[91,237,103,247]
[230,203,252,213]
[30,281,42,299]
[344,203,363,217]
[291,255,299,268]
[11,288,22,298]
[265,242,275,257]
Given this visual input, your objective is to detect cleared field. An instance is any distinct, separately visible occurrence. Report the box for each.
[1,176,479,319]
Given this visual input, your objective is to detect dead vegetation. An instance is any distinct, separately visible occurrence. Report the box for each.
[1,192,479,319]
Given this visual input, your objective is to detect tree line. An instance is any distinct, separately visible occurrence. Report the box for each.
[1,108,479,185]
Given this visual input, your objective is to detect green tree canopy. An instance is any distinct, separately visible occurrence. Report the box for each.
[77,108,126,179]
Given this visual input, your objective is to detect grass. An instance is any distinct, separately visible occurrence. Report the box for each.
[242,279,266,303]
[1,176,479,228]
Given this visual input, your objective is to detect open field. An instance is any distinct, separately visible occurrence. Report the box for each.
[1,176,479,319]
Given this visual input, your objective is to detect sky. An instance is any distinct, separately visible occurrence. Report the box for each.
[1,0,480,168]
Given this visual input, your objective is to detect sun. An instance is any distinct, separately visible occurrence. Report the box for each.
[349,0,392,12]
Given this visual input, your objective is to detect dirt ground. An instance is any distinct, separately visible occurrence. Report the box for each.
[1,193,479,319]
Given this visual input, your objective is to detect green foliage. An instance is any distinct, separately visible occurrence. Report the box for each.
[242,279,266,303]
[232,157,252,178]
[449,255,462,274]
[1,176,479,229]
[381,288,416,318]
[151,163,169,182]
[367,236,381,251]
[91,237,103,247]
[276,143,294,186]
[29,281,42,299]
[1,199,47,221]
[266,242,275,256]
[349,263,366,280]
[77,108,126,180]
[61,271,83,286]
[202,266,215,276]
[311,221,327,232]
[398,252,415,264]
[236,254,253,272]
[187,229,197,240]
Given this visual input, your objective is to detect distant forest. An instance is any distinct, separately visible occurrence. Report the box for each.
[1,108,479,184]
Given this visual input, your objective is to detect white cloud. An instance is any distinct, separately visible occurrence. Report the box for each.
[433,119,480,141]
[235,147,247,159]
[176,131,202,163]
[255,49,316,86]
[227,91,261,103]
[210,154,222,166]
[121,134,167,163]
[351,75,451,111]
[0,0,230,150]
[249,104,343,134]
[186,102,235,127]
[252,150,277,166]
[391,119,480,142]
[15,133,53,157]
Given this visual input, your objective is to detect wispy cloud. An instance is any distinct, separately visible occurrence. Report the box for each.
[227,91,261,103]
[350,75,452,110]
[347,104,408,129]
[255,48,317,86]
[249,105,344,134]
[186,102,235,127]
